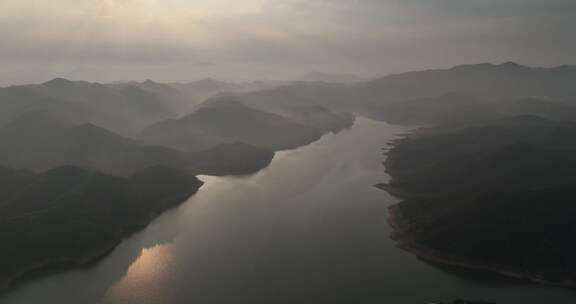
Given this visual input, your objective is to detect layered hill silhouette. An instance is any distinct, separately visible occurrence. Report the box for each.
[0,79,176,136]
[0,77,294,292]
[0,165,203,291]
[167,78,268,108]
[5,62,576,134]
[361,63,576,124]
[140,99,324,152]
[225,62,576,126]
[208,92,356,133]
[0,111,274,177]
[358,62,576,106]
[4,62,576,293]
[117,78,275,113]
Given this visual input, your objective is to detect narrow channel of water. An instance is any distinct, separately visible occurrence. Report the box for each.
[4,117,576,304]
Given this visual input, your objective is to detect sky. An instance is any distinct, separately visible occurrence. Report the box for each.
[1,0,576,85]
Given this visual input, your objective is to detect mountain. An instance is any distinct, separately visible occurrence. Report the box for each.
[202,81,358,133]
[0,78,294,138]
[269,104,355,133]
[224,81,355,112]
[301,71,363,83]
[0,112,152,175]
[111,79,195,114]
[0,79,179,137]
[201,95,356,134]
[167,78,281,111]
[0,165,202,292]
[367,64,576,285]
[6,63,575,136]
[359,62,576,106]
[0,86,90,127]
[384,115,569,196]
[359,63,576,123]
[34,78,177,135]
[219,63,576,126]
[366,92,489,125]
[382,116,576,284]
[140,99,323,152]
[169,78,243,97]
[0,112,274,177]
[371,94,576,127]
[365,94,576,127]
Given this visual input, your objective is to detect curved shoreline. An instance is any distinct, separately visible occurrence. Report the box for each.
[384,201,576,289]
[0,239,119,294]
[379,126,576,289]
[0,186,202,295]
[0,116,350,297]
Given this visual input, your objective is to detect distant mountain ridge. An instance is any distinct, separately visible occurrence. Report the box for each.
[0,79,176,136]
[2,61,576,295]
[6,62,574,133]
[209,62,576,126]
[0,111,274,177]
[140,99,323,152]
[358,62,576,106]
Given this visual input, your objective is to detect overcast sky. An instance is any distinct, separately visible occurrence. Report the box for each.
[1,0,575,84]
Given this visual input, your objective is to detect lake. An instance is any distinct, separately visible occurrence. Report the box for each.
[4,117,576,304]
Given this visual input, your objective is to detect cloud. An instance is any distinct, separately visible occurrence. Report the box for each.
[199,0,576,70]
[0,0,575,84]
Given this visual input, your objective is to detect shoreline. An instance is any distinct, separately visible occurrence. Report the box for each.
[0,184,203,296]
[383,191,576,289]
[0,120,343,297]
[379,130,576,289]
[0,239,120,294]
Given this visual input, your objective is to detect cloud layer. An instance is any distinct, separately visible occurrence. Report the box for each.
[1,0,575,84]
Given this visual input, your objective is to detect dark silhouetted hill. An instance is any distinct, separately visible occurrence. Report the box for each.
[0,112,274,177]
[0,165,202,292]
[382,116,576,285]
[140,99,322,152]
[0,79,179,136]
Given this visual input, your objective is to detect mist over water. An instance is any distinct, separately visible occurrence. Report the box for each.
[4,118,576,304]
[1,0,575,302]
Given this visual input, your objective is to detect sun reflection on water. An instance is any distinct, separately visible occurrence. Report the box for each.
[101,244,174,303]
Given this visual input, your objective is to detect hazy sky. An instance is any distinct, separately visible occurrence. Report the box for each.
[1,0,575,84]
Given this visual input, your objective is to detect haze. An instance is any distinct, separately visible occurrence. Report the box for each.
[1,0,575,85]
[4,1,576,303]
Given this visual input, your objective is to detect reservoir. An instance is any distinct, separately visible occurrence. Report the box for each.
[4,118,576,304]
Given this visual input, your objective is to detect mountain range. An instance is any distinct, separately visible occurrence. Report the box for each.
[4,62,576,292]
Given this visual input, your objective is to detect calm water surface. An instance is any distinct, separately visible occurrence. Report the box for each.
[4,118,576,303]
